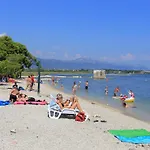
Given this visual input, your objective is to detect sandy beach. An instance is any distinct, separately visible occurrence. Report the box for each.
[0,80,150,150]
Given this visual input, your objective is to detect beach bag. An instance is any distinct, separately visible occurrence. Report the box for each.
[75,112,85,122]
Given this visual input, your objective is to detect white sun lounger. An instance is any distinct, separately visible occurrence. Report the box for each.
[48,99,78,119]
[48,94,88,120]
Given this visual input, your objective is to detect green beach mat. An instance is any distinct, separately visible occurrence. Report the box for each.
[108,129,150,138]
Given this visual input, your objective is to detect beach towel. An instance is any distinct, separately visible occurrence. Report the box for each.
[0,100,10,106]
[116,135,150,144]
[14,100,47,105]
[109,129,150,144]
[108,129,150,138]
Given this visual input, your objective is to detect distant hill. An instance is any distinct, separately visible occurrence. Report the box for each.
[37,58,148,70]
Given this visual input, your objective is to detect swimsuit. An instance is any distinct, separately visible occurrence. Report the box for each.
[85,86,88,90]
[9,94,17,102]
[114,93,117,96]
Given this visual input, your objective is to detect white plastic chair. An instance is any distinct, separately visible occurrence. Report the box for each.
[48,94,89,121]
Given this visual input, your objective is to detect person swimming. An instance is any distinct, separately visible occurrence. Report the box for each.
[123,102,127,108]
[122,102,136,108]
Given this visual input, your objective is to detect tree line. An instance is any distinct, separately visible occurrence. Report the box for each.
[0,35,37,78]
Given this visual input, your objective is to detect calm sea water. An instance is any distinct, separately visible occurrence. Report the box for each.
[47,74,150,122]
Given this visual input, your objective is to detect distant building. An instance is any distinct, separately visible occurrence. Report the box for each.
[93,70,106,79]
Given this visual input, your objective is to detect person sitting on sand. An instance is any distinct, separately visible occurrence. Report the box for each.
[56,93,84,112]
[9,87,20,103]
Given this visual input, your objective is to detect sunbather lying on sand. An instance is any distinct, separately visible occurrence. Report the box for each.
[17,94,28,102]
[9,86,29,103]
[56,93,84,112]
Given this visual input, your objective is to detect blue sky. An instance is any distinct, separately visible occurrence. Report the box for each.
[1,0,150,67]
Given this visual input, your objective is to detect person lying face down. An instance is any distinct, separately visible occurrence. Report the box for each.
[56,93,84,112]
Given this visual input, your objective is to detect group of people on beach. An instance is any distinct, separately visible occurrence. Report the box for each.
[7,74,35,103]
[72,81,89,95]
[9,82,28,103]
[0,74,85,114]
[0,75,16,83]
[104,84,135,108]
[50,77,89,95]
[113,86,135,108]
[49,75,136,109]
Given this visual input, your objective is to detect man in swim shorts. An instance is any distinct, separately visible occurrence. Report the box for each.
[85,81,88,90]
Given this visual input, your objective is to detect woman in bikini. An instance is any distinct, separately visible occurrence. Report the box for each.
[56,94,84,112]
[17,94,28,102]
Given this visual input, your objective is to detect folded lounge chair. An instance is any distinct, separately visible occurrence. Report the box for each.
[48,95,88,120]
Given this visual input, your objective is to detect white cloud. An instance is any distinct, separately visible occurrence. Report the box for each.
[120,53,135,60]
[0,33,7,37]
